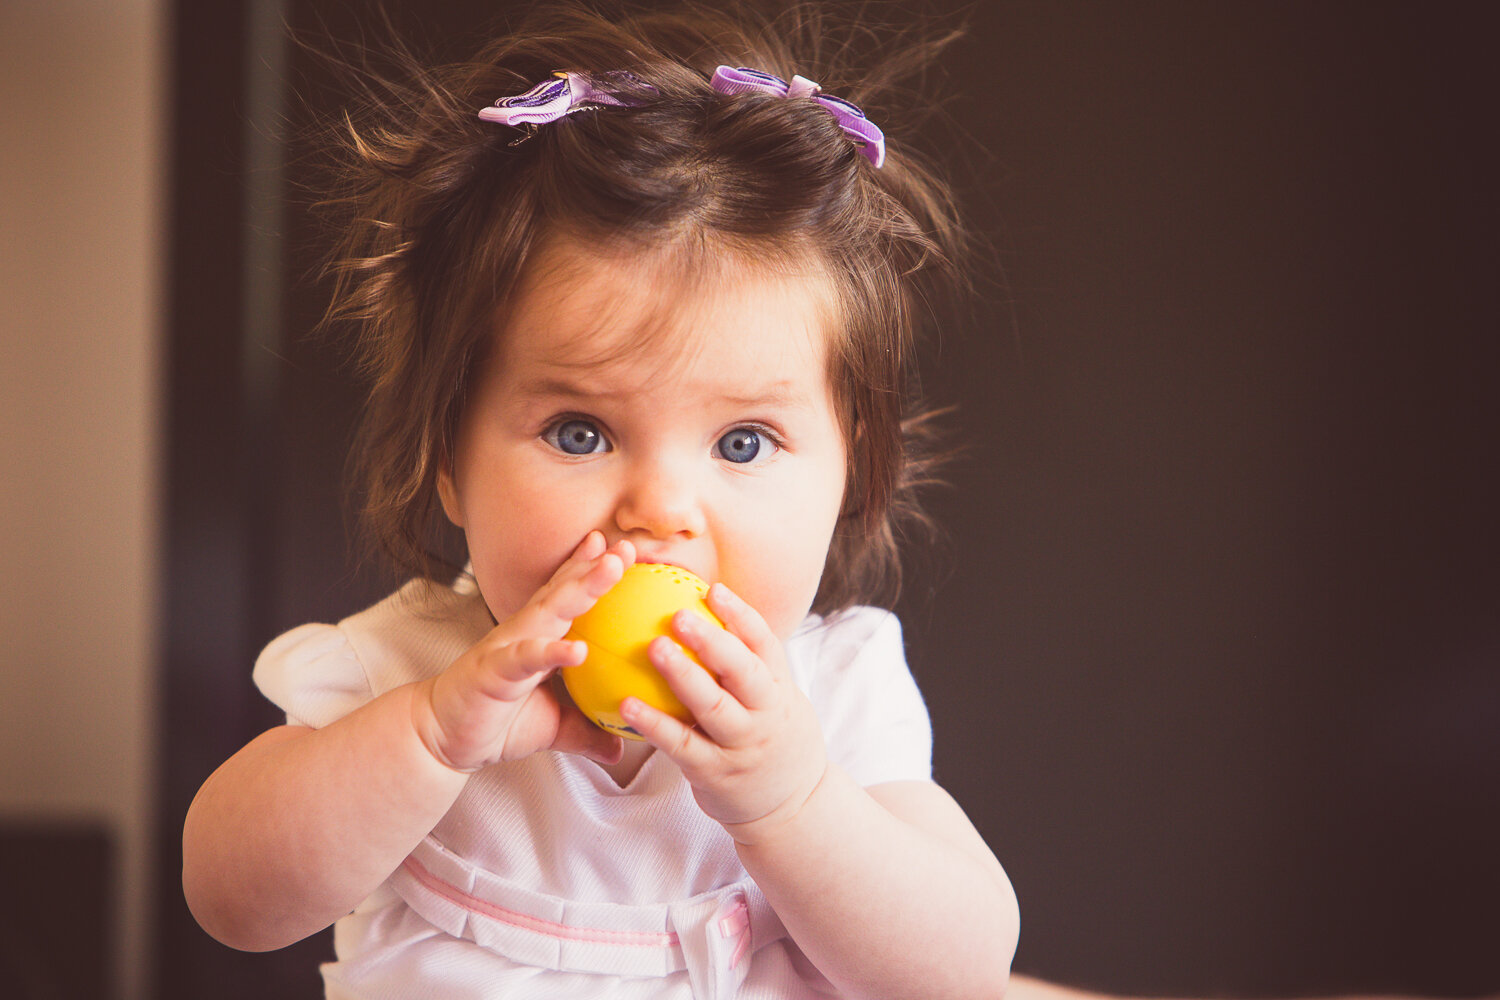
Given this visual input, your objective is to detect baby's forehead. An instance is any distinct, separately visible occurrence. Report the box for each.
[496,233,843,373]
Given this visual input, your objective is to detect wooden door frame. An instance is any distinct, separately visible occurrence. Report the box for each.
[154,0,330,995]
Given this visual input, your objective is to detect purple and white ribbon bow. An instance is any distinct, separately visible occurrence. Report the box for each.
[710,65,885,168]
[478,71,651,126]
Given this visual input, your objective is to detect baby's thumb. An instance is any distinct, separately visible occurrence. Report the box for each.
[552,702,625,766]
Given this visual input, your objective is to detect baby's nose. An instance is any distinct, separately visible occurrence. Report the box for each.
[613,458,707,540]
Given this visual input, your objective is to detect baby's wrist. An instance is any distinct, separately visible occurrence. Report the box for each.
[722,761,831,847]
[405,678,484,776]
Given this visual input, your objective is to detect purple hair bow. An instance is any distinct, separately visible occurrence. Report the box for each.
[710,65,885,168]
[477,71,652,126]
[479,66,885,169]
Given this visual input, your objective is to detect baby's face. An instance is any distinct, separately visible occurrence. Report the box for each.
[437,237,848,640]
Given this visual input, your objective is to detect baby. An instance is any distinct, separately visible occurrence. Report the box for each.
[183,4,1018,996]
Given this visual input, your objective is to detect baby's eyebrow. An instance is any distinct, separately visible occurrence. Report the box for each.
[517,374,816,411]
[714,385,813,409]
[514,375,613,401]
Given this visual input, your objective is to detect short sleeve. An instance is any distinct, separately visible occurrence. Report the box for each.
[790,608,933,787]
[253,623,374,730]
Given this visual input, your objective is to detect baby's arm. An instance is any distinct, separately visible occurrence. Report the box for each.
[623,585,1017,999]
[735,770,1017,999]
[182,533,629,951]
[183,689,468,951]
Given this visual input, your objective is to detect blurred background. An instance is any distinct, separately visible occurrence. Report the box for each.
[1,1,1495,999]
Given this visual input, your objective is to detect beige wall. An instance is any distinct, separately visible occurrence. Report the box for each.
[0,2,164,998]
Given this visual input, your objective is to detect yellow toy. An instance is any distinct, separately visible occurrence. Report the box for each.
[563,562,722,740]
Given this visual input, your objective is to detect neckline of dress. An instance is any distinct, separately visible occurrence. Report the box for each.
[590,742,662,792]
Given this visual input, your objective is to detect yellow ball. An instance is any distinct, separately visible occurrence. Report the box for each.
[562,563,721,741]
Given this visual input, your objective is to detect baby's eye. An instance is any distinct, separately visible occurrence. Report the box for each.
[543,418,609,456]
[715,427,772,464]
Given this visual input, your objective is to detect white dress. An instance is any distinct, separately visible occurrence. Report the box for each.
[254,574,932,999]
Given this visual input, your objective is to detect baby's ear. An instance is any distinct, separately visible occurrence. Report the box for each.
[435,461,465,529]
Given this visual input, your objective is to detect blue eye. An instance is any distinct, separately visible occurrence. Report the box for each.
[545,418,608,455]
[715,427,763,464]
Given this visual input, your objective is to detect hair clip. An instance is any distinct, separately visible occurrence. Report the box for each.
[710,65,885,168]
[478,71,655,130]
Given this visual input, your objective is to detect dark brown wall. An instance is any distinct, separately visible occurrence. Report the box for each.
[907,4,1498,993]
[158,2,1499,997]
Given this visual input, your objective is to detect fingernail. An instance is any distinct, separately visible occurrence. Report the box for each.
[575,531,599,558]
[648,635,676,665]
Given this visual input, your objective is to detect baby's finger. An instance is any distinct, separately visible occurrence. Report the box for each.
[670,606,778,713]
[706,583,783,669]
[648,634,754,743]
[620,694,712,767]
[539,531,621,595]
[570,529,608,565]
[551,700,625,765]
[515,536,635,635]
[540,530,610,594]
[471,637,586,702]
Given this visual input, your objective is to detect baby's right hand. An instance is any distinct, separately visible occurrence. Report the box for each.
[411,532,631,773]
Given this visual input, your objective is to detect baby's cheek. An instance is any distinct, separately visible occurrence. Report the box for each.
[738,569,823,641]
[470,551,559,623]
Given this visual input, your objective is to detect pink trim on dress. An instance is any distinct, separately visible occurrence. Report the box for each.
[402,856,680,948]
[717,900,752,968]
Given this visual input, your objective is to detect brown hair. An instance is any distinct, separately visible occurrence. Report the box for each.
[316,1,970,613]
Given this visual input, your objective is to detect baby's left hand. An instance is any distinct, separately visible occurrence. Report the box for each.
[620,584,827,843]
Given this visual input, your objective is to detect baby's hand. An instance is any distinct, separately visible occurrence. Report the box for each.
[412,532,630,773]
[621,584,828,843]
